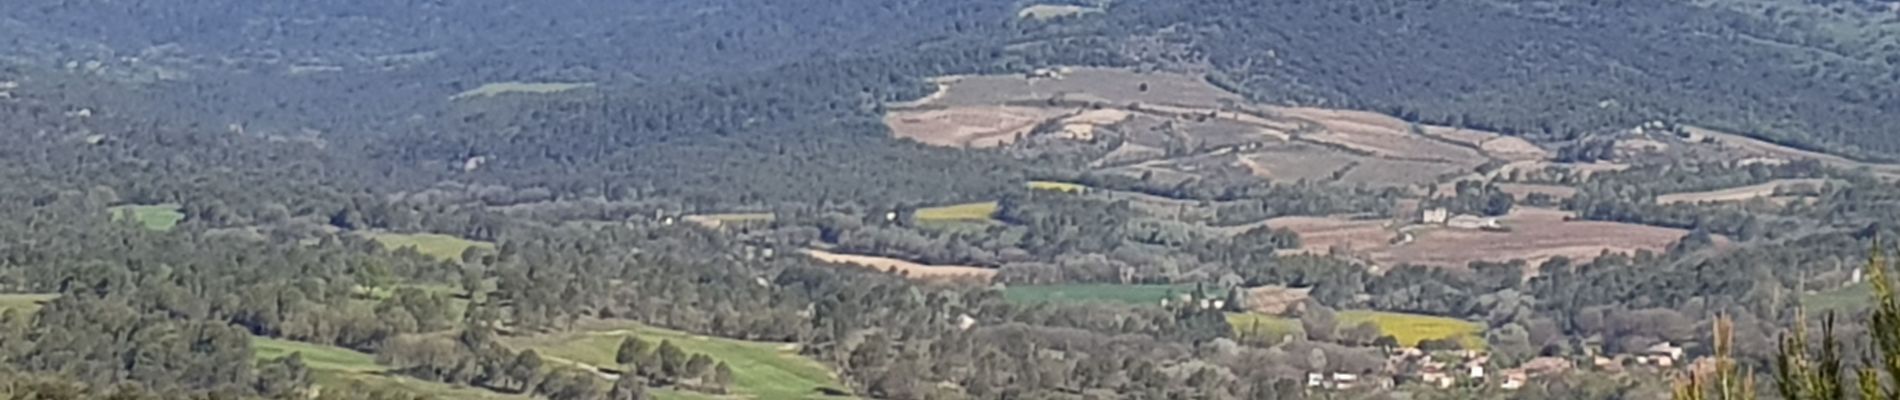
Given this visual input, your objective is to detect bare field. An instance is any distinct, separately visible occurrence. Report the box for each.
[1686,126,1900,177]
[1655,179,1827,205]
[1273,107,1488,164]
[1496,183,1580,200]
[1339,158,1467,188]
[1371,208,1692,268]
[1262,216,1394,256]
[804,250,996,282]
[1238,144,1358,182]
[885,106,1061,148]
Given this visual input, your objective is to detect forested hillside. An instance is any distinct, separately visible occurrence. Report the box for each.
[4,0,1900,399]
[1068,0,1900,159]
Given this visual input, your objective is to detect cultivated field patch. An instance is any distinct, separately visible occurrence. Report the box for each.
[0,293,57,314]
[253,337,387,373]
[1686,126,1900,177]
[363,232,495,262]
[110,204,185,231]
[1495,183,1580,201]
[1261,216,1394,255]
[683,213,776,229]
[1338,311,1485,349]
[1225,310,1483,349]
[1655,178,1827,205]
[916,201,1000,221]
[1370,208,1693,268]
[1028,181,1088,193]
[884,106,1060,148]
[1005,284,1223,305]
[503,321,851,400]
[805,249,997,281]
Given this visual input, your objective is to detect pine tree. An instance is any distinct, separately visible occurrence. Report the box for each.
[1672,315,1755,400]
[1772,240,1900,400]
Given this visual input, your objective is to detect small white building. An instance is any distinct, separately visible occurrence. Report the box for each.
[1447,215,1500,230]
[1422,208,1450,224]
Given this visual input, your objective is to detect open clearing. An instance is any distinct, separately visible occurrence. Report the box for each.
[1655,178,1827,205]
[502,321,851,400]
[805,249,997,281]
[1338,311,1485,349]
[1273,107,1487,164]
[683,213,776,229]
[253,336,386,373]
[1262,216,1394,256]
[1686,126,1900,178]
[0,293,57,314]
[1495,183,1580,201]
[1005,284,1223,306]
[110,204,185,231]
[1370,208,1694,268]
[1265,208,1692,268]
[1227,313,1303,341]
[363,232,495,262]
[882,68,1543,192]
[884,106,1060,148]
[916,201,999,221]
[1028,181,1088,193]
[251,336,532,400]
[1018,4,1102,20]
[1226,311,1484,349]
[452,82,593,100]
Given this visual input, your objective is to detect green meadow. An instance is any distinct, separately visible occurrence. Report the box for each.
[502,322,851,399]
[110,204,185,231]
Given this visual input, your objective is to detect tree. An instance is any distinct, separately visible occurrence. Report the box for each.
[684,354,715,381]
[1486,323,1534,367]
[1675,316,1755,400]
[255,352,312,398]
[1341,322,1381,346]
[615,336,652,366]
[509,350,547,393]
[655,341,688,382]
[608,373,647,400]
[710,362,735,392]
[1300,303,1338,342]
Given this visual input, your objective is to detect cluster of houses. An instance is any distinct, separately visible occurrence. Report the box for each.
[1305,341,1691,392]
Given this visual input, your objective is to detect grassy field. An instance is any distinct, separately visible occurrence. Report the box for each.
[1005,284,1217,306]
[1027,181,1088,193]
[110,204,185,231]
[503,322,850,399]
[0,293,58,314]
[452,82,593,100]
[1339,310,1485,349]
[1227,312,1302,341]
[363,233,495,262]
[1805,282,1872,314]
[1224,311,1483,349]
[915,201,998,221]
[253,337,386,373]
[253,335,715,400]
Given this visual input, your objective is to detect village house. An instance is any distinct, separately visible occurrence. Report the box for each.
[1447,214,1501,230]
